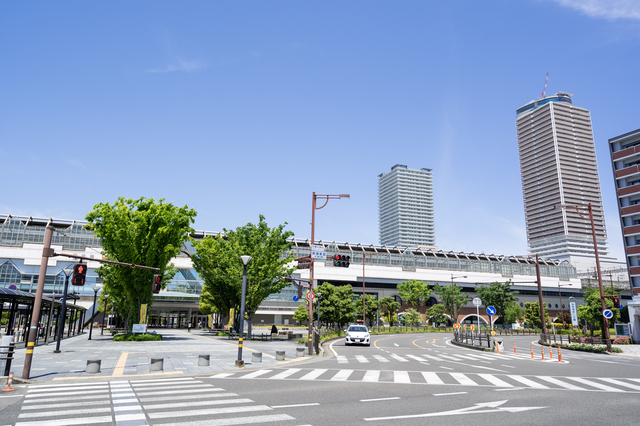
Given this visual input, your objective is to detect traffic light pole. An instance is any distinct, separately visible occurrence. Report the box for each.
[54,269,72,353]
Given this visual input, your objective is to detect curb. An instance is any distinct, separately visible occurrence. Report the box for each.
[450,339,493,352]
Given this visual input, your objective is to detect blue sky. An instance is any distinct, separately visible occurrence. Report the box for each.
[2,1,639,261]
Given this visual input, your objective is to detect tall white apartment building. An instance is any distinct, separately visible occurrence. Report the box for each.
[516,91,617,272]
[378,164,435,248]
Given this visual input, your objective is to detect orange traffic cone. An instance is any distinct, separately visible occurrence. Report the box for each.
[2,372,15,392]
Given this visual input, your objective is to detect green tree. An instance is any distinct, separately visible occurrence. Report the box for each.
[316,282,355,327]
[85,197,197,326]
[190,215,295,330]
[578,287,620,337]
[378,297,401,326]
[433,283,468,322]
[524,302,550,328]
[474,281,519,328]
[403,308,422,326]
[426,303,447,326]
[353,295,379,326]
[397,280,432,309]
[293,304,309,323]
[504,303,525,326]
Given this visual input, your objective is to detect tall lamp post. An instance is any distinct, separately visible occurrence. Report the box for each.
[236,255,252,367]
[101,294,109,336]
[88,286,99,340]
[450,274,467,325]
[556,202,611,352]
[54,267,73,353]
[309,192,349,355]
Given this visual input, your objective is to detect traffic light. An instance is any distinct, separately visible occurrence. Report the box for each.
[613,297,620,309]
[334,254,350,268]
[152,274,162,294]
[72,263,87,286]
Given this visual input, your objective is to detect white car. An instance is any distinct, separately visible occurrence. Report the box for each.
[345,325,370,346]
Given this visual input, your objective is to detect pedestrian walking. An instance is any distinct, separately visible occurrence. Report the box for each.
[188,322,192,333]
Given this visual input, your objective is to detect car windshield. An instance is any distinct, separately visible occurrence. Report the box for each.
[349,326,367,332]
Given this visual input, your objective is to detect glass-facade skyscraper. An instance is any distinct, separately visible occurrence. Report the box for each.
[378,164,435,248]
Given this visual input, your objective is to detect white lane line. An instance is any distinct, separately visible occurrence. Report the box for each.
[372,355,390,363]
[15,416,114,426]
[450,373,478,386]
[405,355,427,362]
[477,374,514,387]
[139,393,237,402]
[18,407,112,419]
[600,378,640,391]
[143,398,254,410]
[537,376,586,390]
[298,369,327,380]
[361,397,400,402]
[130,377,197,384]
[269,369,301,380]
[389,354,409,362]
[21,400,112,410]
[421,355,444,361]
[336,356,348,364]
[148,405,272,419]
[271,403,320,408]
[355,355,370,363]
[421,372,444,385]
[26,383,109,389]
[23,394,109,404]
[135,385,214,396]
[362,370,381,382]
[24,390,109,398]
[330,369,354,381]
[210,373,234,379]
[508,375,549,389]
[393,371,411,384]
[433,392,467,396]
[437,355,464,361]
[439,366,454,370]
[240,370,273,379]
[567,377,626,392]
[158,414,295,426]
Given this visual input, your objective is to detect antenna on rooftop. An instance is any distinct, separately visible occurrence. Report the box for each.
[541,72,549,98]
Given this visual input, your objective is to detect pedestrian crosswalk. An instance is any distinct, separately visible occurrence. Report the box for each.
[13,377,299,426]
[209,368,640,394]
[331,351,558,364]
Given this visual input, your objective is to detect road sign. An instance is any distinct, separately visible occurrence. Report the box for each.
[618,304,624,310]
[470,324,475,330]
[454,324,460,329]
[311,245,326,259]
[486,306,496,316]
[293,295,299,302]
[491,330,496,336]
[603,309,613,319]
[306,291,315,302]
[569,301,579,326]
[472,297,482,307]
[8,284,17,290]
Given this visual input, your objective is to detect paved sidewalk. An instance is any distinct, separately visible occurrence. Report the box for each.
[1,328,315,383]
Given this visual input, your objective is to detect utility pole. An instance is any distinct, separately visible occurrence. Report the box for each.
[535,254,548,335]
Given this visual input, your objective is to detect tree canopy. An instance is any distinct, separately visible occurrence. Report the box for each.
[378,297,401,326]
[190,215,295,326]
[426,303,448,325]
[85,197,197,325]
[578,287,620,336]
[524,302,550,328]
[354,294,378,326]
[397,280,431,309]
[474,281,519,327]
[433,283,468,321]
[316,282,355,326]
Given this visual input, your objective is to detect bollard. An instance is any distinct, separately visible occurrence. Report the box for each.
[296,347,305,358]
[2,372,15,392]
[198,355,210,367]
[541,347,545,361]
[150,358,164,371]
[514,342,517,354]
[252,352,262,363]
[86,360,101,374]
[275,350,286,361]
[531,345,534,360]
[558,347,562,363]
[549,347,553,360]
[495,341,500,354]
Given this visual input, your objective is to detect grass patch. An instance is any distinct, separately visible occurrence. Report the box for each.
[113,333,162,341]
[547,341,622,353]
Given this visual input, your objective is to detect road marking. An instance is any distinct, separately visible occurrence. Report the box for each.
[143,398,254,410]
[112,352,129,377]
[139,392,236,402]
[433,392,467,396]
[389,354,409,362]
[15,417,114,426]
[567,377,625,392]
[240,370,273,379]
[356,355,370,363]
[25,389,109,398]
[406,355,427,362]
[21,400,112,410]
[477,374,513,387]
[269,368,301,380]
[421,372,444,385]
[450,373,478,386]
[158,414,295,426]
[298,369,327,380]
[600,378,640,391]
[271,403,319,408]
[210,373,235,379]
[372,355,390,363]
[336,356,348,364]
[27,385,108,393]
[361,397,401,402]
[394,371,411,383]
[148,405,272,419]
[131,377,197,385]
[394,343,399,347]
[18,407,112,419]
[508,375,549,389]
[330,369,354,381]
[537,376,586,390]
[362,370,381,382]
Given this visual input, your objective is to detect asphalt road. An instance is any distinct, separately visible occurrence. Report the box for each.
[2,332,640,425]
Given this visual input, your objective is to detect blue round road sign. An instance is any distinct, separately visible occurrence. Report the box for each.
[486,306,496,316]
[8,284,17,290]
[603,309,614,319]
[293,296,299,302]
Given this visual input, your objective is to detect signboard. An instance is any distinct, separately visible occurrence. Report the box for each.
[569,301,579,327]
[603,309,614,319]
[491,330,496,336]
[311,245,326,259]
[139,304,147,324]
[306,291,315,302]
[8,284,17,290]
[132,324,146,334]
[228,308,235,329]
[486,306,496,316]
[293,295,299,302]
[472,297,482,307]
[615,324,630,337]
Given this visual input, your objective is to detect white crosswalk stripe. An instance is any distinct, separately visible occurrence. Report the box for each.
[372,354,390,362]
[389,353,409,362]
[336,355,349,364]
[355,355,370,363]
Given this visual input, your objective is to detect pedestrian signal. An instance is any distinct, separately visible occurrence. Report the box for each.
[72,263,87,286]
[613,297,620,309]
[152,274,162,294]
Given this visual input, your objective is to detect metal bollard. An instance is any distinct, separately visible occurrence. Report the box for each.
[150,358,164,371]
[296,347,305,357]
[252,352,262,363]
[275,350,286,361]
[198,355,210,366]
[86,360,101,374]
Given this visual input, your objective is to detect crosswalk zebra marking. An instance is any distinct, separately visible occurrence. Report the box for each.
[331,369,354,381]
[15,416,114,426]
[450,373,478,386]
[405,355,427,362]
[372,355,390,362]
[567,377,626,392]
[298,368,327,380]
[18,407,112,419]
[158,414,295,426]
[477,374,513,387]
[147,404,273,419]
[269,368,301,380]
[362,370,381,382]
[142,398,255,410]
[600,378,640,391]
[389,354,409,362]
[20,400,112,410]
[421,372,445,385]
[337,355,348,364]
[394,371,411,383]
[139,392,237,402]
[241,369,273,379]
[355,355,369,363]
[508,375,549,389]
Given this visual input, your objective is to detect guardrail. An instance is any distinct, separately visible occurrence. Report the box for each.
[452,330,492,349]
[539,333,612,347]
[0,343,16,376]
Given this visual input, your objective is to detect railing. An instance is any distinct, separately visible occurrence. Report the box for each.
[0,342,16,376]
[539,333,612,347]
[452,330,492,349]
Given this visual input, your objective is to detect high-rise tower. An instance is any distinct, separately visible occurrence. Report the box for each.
[516,92,610,270]
[378,164,435,247]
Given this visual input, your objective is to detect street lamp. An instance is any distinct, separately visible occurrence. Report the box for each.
[101,294,109,336]
[54,267,73,354]
[450,274,467,325]
[308,192,349,355]
[88,286,99,340]
[236,255,252,367]
[556,202,611,352]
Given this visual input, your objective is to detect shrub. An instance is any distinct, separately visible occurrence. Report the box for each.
[548,342,622,353]
[613,336,631,345]
[113,333,162,341]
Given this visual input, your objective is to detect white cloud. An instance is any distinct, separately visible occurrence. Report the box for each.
[549,0,640,20]
[147,57,206,74]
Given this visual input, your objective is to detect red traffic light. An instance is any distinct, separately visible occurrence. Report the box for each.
[72,263,87,286]
[613,297,620,309]
[152,274,162,294]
